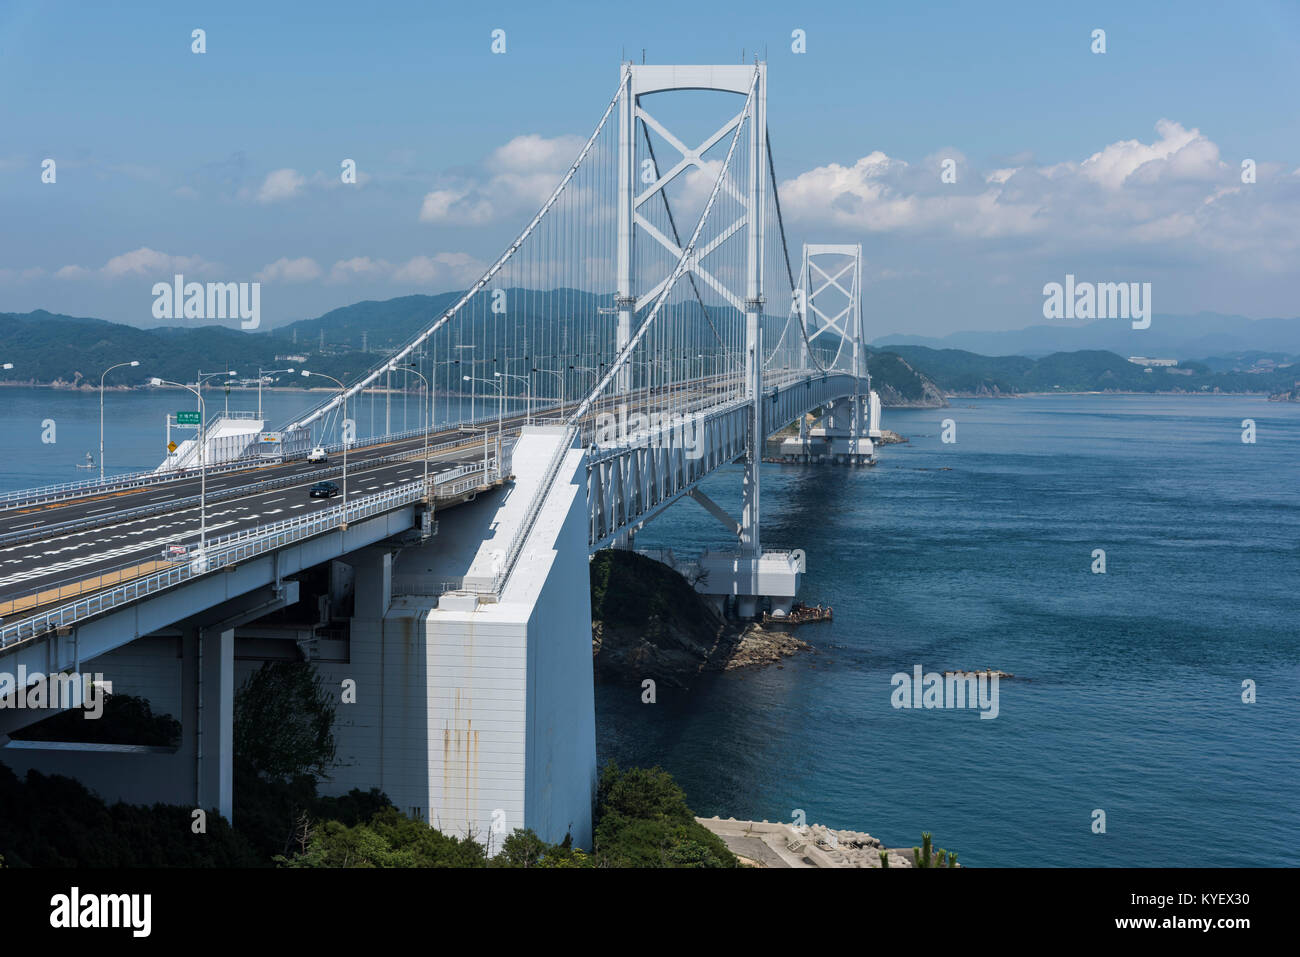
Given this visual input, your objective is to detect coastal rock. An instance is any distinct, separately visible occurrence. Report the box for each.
[591,550,812,687]
[943,669,1015,680]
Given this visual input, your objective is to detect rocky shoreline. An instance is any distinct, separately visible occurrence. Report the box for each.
[590,550,817,687]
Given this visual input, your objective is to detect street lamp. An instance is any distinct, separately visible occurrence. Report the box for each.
[99,359,139,483]
[463,375,502,476]
[454,344,476,421]
[391,362,431,500]
[532,367,565,421]
[495,370,531,426]
[151,377,210,556]
[302,370,349,506]
[257,367,295,421]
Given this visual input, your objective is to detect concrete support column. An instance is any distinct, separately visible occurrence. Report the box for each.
[194,626,234,821]
[351,548,393,621]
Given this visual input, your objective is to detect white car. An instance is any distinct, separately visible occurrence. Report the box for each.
[307,446,328,463]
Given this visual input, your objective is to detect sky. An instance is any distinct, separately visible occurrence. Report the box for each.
[2,0,1298,338]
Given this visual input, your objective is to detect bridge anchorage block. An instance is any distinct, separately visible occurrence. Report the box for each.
[771,395,877,466]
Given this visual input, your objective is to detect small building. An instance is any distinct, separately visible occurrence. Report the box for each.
[1128,356,1178,367]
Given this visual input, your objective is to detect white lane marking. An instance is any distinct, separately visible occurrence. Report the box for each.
[265,509,283,516]
[291,504,306,509]
[87,506,116,514]
[265,497,285,504]
[0,521,240,588]
[149,494,173,501]
[10,520,44,529]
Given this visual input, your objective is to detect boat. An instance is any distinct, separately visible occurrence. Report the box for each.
[75,451,96,470]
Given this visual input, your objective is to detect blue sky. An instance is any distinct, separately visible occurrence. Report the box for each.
[2,0,1298,336]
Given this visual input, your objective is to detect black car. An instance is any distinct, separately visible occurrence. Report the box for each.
[309,481,341,499]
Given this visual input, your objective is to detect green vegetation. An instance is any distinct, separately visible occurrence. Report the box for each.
[234,661,336,783]
[591,763,736,867]
[0,764,265,867]
[0,657,731,868]
[912,831,958,868]
[273,763,735,868]
[3,301,1296,403]
[590,548,717,645]
[9,687,180,747]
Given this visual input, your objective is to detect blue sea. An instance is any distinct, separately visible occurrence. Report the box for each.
[596,395,1299,867]
[1,388,1295,865]
[0,386,491,493]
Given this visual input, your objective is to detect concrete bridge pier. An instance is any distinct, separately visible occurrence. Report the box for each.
[0,582,295,823]
[318,427,597,850]
[776,393,878,465]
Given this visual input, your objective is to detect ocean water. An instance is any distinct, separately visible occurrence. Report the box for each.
[596,395,1300,867]
[1,388,1295,865]
[0,386,492,493]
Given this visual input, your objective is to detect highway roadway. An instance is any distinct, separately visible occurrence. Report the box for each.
[0,371,773,625]
[0,424,520,620]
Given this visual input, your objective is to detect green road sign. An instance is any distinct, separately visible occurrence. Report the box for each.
[176,411,200,425]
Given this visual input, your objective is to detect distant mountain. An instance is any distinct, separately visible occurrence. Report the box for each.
[4,301,1295,409]
[873,313,1300,359]
[876,345,1299,396]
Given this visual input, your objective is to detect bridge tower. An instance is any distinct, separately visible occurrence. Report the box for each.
[614,62,769,556]
[779,243,880,464]
[610,63,793,615]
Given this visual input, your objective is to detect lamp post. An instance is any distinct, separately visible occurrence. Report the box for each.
[392,362,431,500]
[302,370,348,505]
[454,344,476,421]
[257,367,295,421]
[151,378,209,555]
[495,370,531,426]
[193,370,237,463]
[99,359,139,483]
[532,367,565,420]
[463,375,502,477]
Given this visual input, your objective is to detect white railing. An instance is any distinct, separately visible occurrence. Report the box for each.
[0,459,503,649]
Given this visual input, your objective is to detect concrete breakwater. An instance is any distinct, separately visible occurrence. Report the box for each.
[696,818,935,868]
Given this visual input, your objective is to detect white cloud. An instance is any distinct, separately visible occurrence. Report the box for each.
[419,188,496,225]
[255,256,323,282]
[49,247,220,281]
[326,252,486,286]
[100,247,219,278]
[418,134,584,225]
[257,168,306,204]
[488,134,585,174]
[778,119,1296,263]
[328,256,392,282]
[1080,119,1220,190]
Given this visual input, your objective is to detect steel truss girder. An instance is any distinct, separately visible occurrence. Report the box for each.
[585,371,863,550]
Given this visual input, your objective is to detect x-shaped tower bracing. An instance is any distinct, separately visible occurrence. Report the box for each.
[616,63,767,551]
[799,243,864,379]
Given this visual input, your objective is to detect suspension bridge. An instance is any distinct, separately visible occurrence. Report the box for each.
[0,63,880,850]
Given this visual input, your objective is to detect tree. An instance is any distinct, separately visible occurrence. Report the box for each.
[592,763,736,868]
[234,661,336,782]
